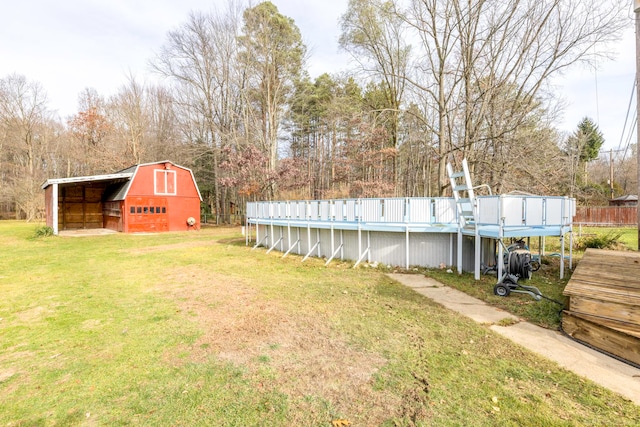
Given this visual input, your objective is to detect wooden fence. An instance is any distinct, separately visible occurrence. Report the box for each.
[574,206,637,225]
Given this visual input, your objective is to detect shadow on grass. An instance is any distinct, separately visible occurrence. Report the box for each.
[216,236,248,246]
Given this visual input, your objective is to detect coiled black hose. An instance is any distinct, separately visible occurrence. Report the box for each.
[508,249,532,279]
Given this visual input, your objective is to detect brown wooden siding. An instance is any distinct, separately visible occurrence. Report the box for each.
[59,185,105,230]
[103,201,123,232]
[574,206,637,225]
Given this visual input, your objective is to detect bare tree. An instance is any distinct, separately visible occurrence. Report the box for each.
[151,2,246,217]
[0,74,54,220]
[67,88,112,175]
[110,75,149,166]
[146,85,182,163]
[399,0,626,195]
[404,0,461,195]
[615,145,637,197]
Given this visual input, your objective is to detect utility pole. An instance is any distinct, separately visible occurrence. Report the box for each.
[610,149,614,200]
[636,0,640,250]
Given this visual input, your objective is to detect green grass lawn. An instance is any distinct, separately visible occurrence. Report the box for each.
[574,226,638,251]
[426,227,638,330]
[1,221,638,425]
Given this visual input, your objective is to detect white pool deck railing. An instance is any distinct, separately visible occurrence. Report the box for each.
[246,195,575,279]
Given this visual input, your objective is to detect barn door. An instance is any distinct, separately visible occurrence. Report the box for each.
[127,197,168,232]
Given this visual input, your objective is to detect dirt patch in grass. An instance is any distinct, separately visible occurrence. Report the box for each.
[124,240,214,256]
[0,349,37,398]
[14,306,51,323]
[0,367,18,383]
[0,367,23,398]
[158,266,400,424]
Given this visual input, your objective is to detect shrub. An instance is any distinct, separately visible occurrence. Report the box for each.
[33,225,54,238]
[575,231,623,251]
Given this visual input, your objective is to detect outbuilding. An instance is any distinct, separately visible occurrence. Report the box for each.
[42,161,202,235]
[609,194,638,207]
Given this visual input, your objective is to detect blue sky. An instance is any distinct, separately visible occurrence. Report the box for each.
[0,0,635,151]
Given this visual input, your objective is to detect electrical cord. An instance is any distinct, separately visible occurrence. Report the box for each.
[515,287,640,369]
[497,239,640,369]
[558,317,640,370]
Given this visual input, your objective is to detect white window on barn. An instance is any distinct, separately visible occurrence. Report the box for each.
[155,169,177,195]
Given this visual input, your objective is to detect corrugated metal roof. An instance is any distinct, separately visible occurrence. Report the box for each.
[41,172,133,189]
[116,165,138,174]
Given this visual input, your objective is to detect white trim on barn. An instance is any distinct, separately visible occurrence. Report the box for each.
[154,169,177,195]
[41,172,134,189]
[117,161,203,202]
[52,182,58,235]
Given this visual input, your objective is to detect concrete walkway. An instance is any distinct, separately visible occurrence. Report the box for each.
[388,273,640,405]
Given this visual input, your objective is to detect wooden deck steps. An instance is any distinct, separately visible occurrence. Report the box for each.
[563,249,640,366]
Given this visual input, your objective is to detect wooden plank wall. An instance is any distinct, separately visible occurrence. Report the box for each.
[103,201,123,232]
[574,206,637,225]
[562,313,640,366]
[59,185,105,230]
[563,249,640,366]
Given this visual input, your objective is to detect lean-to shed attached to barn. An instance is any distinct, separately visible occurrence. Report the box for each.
[42,161,202,234]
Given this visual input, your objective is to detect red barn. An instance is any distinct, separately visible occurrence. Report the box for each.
[42,161,202,234]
